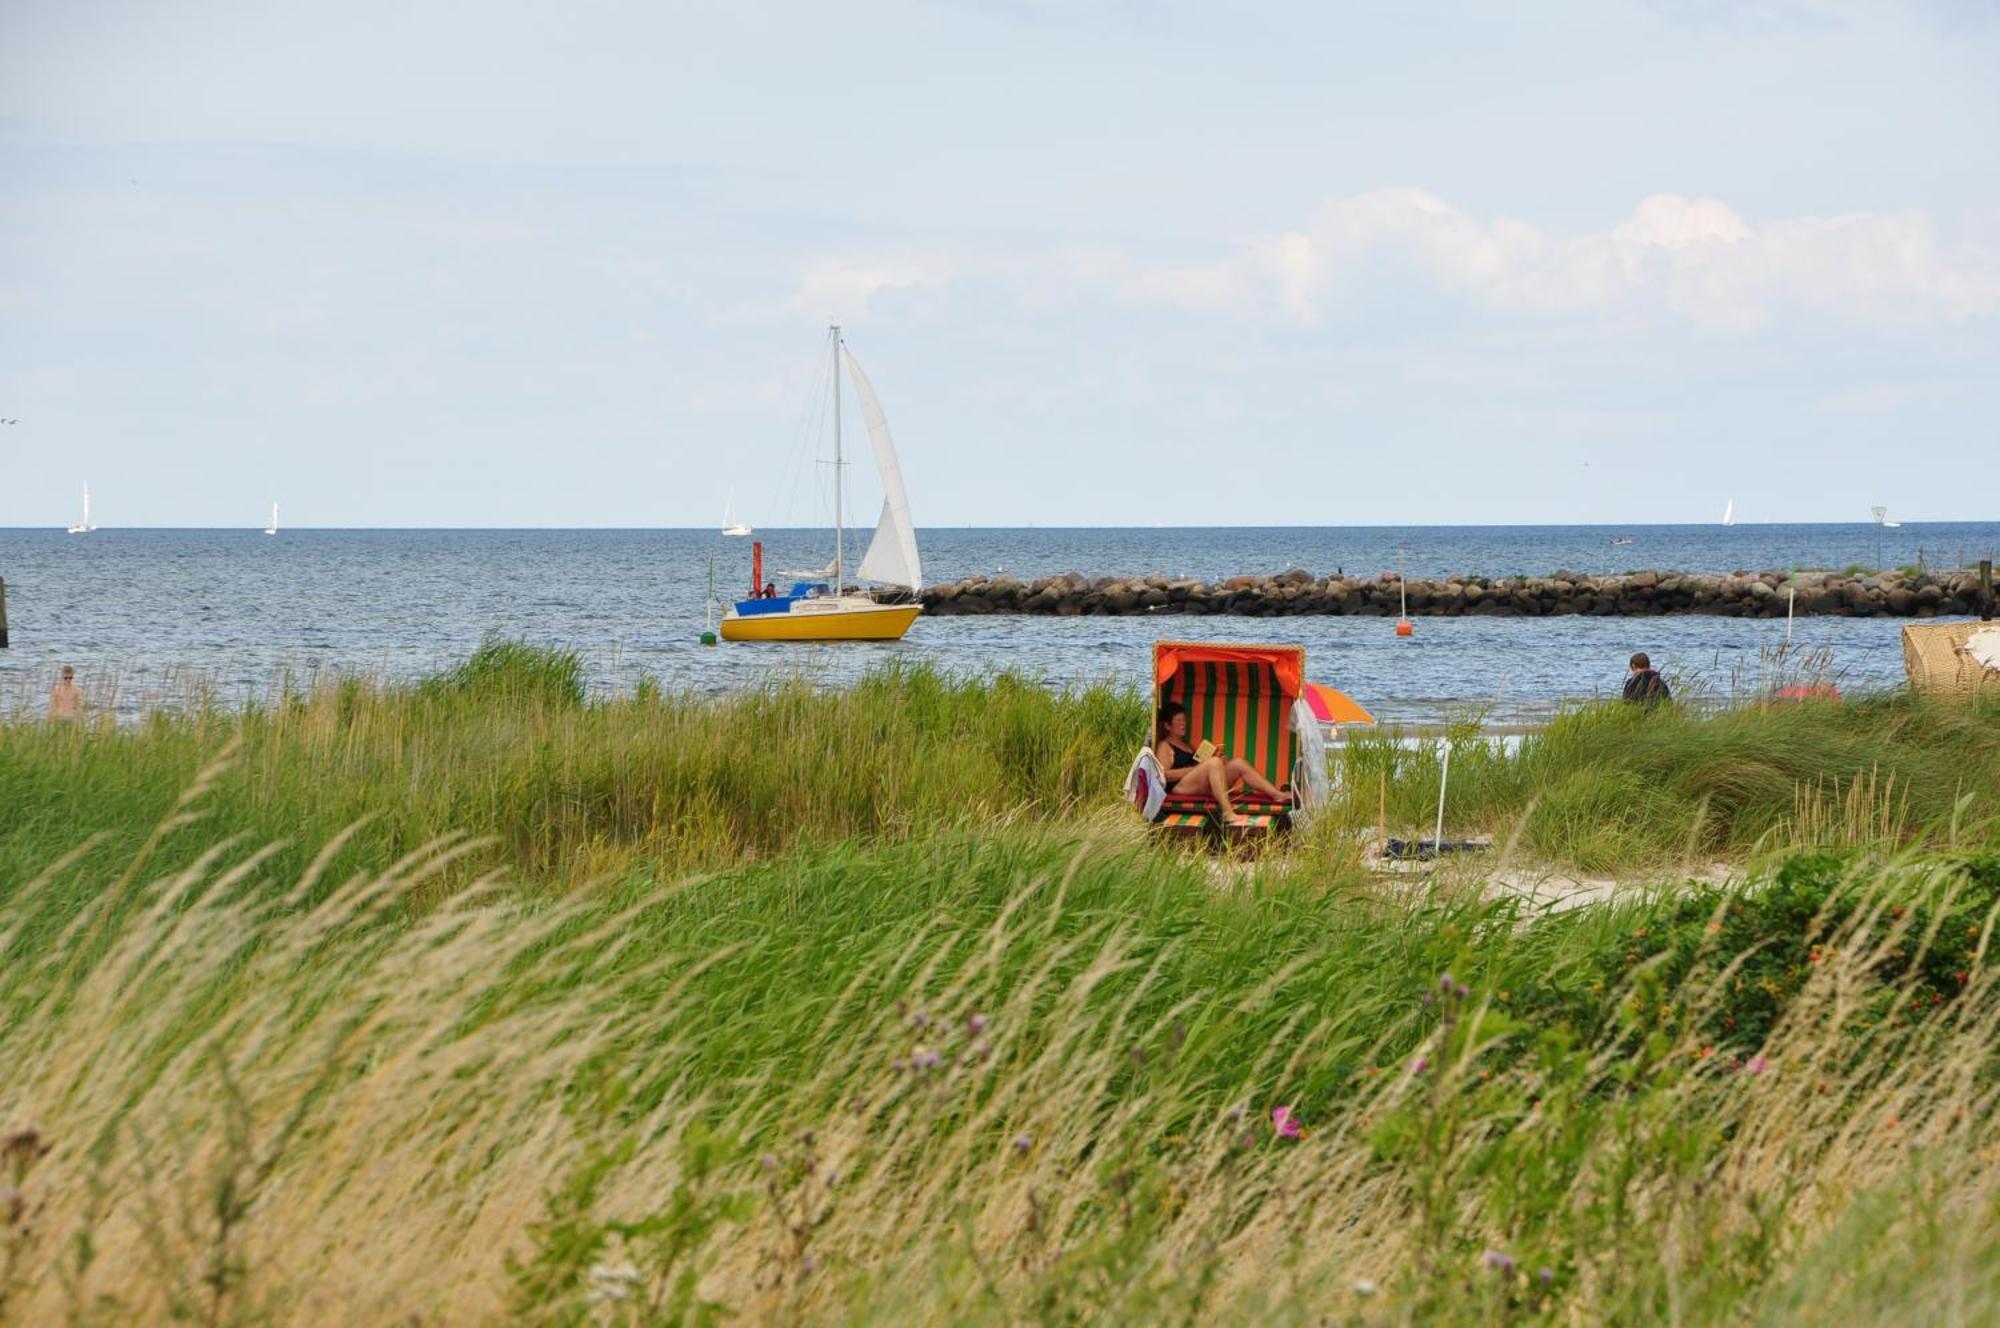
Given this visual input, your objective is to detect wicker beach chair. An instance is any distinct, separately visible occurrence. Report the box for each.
[1133,641,1311,843]
[1901,622,2000,698]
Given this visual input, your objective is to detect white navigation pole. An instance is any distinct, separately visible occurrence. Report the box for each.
[832,323,843,593]
[1434,737,1453,856]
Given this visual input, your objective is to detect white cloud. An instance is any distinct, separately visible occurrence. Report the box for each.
[787,255,955,318]
[1813,380,1951,414]
[1119,188,2000,332]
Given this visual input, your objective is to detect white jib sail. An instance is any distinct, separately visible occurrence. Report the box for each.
[842,346,922,589]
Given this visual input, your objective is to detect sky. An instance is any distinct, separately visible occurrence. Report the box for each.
[1,0,1996,529]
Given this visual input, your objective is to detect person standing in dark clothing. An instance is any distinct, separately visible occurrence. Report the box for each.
[1623,652,1671,705]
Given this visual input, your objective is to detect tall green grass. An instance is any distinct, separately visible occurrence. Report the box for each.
[0,649,1147,914]
[1340,693,2000,870]
[1,806,1994,1323]
[4,646,2000,1322]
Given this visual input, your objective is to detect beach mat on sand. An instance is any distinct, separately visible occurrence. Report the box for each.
[1384,838,1490,862]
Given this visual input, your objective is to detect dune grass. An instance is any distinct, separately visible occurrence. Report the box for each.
[4,646,1999,1322]
[1,803,1995,1324]
[1339,692,2000,871]
[0,646,1146,910]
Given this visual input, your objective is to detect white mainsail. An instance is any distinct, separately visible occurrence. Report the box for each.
[265,502,279,534]
[1722,498,1736,527]
[842,346,921,589]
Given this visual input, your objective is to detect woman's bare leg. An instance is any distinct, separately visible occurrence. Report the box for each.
[1172,758,1245,824]
[1204,757,1245,825]
[1225,758,1280,798]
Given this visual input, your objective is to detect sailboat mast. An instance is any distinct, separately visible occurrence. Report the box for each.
[831,323,843,589]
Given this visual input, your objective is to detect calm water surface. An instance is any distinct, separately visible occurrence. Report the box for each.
[1,523,1993,726]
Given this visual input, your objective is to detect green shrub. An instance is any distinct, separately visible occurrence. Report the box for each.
[1513,850,2000,1053]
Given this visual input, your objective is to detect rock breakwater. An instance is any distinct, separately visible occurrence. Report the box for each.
[916,568,1994,619]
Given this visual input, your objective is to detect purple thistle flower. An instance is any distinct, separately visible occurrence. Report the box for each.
[1411,1056,1429,1073]
[1013,1133,1033,1153]
[1439,972,1455,993]
[1538,1267,1554,1285]
[761,1152,778,1172]
[1482,1249,1516,1274]
[967,1012,988,1035]
[912,1010,929,1030]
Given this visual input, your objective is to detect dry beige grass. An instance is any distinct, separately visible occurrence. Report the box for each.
[3,812,1996,1325]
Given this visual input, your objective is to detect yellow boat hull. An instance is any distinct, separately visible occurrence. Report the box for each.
[719,601,920,642]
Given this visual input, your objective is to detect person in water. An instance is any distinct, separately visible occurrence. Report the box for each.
[1623,652,1672,705]
[1154,699,1283,827]
[48,664,83,721]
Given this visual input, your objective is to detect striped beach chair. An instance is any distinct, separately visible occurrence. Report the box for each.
[1143,641,1309,842]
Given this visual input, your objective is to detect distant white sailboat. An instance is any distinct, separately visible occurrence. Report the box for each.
[1721,498,1736,527]
[720,489,752,537]
[67,485,95,534]
[264,501,279,535]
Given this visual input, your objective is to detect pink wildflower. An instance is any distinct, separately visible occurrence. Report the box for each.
[1272,1106,1303,1139]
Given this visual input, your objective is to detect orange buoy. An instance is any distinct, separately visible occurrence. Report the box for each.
[1395,620,1414,637]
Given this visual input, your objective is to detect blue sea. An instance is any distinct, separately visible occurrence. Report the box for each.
[1,523,1994,726]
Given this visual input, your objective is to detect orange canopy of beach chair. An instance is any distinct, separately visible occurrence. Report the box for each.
[1303,681,1374,726]
[1153,641,1304,699]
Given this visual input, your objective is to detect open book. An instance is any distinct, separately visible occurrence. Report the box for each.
[1194,739,1218,762]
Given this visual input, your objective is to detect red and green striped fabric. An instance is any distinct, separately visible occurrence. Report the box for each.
[1157,657,1296,796]
[1154,809,1213,837]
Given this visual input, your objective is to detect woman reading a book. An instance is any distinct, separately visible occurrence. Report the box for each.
[1155,700,1283,827]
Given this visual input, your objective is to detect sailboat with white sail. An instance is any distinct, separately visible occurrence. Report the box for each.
[720,489,751,537]
[67,485,95,534]
[720,325,922,642]
[1721,498,1736,527]
[264,502,279,535]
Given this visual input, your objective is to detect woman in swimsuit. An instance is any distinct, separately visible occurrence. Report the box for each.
[1154,700,1283,828]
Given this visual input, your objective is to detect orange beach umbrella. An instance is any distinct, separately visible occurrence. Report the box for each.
[1303,681,1374,726]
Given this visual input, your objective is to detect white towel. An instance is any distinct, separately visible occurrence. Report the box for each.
[1970,627,2000,673]
[1124,746,1167,821]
